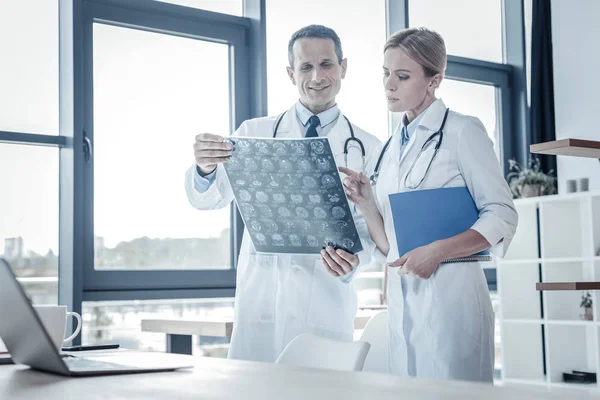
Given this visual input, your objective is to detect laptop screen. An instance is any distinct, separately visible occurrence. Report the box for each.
[0,259,70,374]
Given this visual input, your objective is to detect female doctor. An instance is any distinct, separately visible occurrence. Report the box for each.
[329,27,518,382]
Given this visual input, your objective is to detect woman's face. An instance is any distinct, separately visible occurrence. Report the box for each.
[383,47,441,113]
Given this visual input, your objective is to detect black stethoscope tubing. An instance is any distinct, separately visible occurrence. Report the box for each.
[369,108,450,186]
[272,111,366,158]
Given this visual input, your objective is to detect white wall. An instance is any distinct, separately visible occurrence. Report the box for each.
[551,0,600,193]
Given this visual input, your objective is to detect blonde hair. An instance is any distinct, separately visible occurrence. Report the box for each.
[384,27,446,77]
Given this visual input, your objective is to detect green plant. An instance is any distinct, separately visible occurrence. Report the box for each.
[506,156,557,198]
[581,292,593,309]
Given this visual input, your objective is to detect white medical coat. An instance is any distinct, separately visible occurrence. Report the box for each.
[373,99,518,381]
[185,103,383,362]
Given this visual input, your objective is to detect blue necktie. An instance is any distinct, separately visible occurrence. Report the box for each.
[306,115,320,138]
[401,125,410,147]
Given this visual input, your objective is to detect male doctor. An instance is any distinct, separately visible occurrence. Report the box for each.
[185,24,382,362]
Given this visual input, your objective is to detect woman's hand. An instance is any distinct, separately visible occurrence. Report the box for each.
[338,166,376,210]
[388,242,445,279]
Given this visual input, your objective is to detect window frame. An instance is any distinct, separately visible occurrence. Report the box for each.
[81,0,248,293]
[0,0,63,305]
[57,0,267,339]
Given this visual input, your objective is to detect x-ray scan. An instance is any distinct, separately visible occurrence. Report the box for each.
[223,137,363,255]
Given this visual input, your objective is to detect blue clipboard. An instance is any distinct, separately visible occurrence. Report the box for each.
[389,187,490,263]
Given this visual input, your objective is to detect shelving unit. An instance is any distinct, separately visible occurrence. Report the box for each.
[498,191,600,392]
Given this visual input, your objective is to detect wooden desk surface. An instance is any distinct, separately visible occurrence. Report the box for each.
[0,351,593,400]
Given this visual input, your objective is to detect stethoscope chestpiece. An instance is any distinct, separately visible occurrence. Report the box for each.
[369,173,378,186]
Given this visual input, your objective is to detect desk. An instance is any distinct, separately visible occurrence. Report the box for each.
[142,310,379,355]
[142,317,234,354]
[0,351,592,399]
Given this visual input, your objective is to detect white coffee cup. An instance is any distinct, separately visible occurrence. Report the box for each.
[34,305,82,351]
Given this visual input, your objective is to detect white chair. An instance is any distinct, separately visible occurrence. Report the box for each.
[275,333,370,372]
[359,311,389,373]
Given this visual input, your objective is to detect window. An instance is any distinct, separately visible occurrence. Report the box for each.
[0,0,58,135]
[0,143,59,304]
[154,0,243,16]
[524,0,533,105]
[437,79,499,152]
[409,0,504,63]
[92,24,231,270]
[354,263,386,306]
[266,0,389,141]
[82,298,234,355]
[490,291,502,373]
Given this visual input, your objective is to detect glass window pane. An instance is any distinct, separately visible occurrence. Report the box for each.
[0,143,58,305]
[409,0,503,63]
[490,290,502,373]
[93,24,231,270]
[153,0,242,16]
[266,0,389,141]
[0,0,58,134]
[354,263,385,306]
[524,0,533,105]
[82,298,234,356]
[436,79,499,154]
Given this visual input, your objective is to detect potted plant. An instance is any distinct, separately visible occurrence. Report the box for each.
[506,157,557,199]
[580,292,593,321]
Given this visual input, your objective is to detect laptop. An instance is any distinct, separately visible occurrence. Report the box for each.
[0,258,194,376]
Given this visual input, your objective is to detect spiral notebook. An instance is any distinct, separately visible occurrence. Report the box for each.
[389,187,491,264]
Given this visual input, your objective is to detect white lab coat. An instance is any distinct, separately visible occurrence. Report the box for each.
[185,103,383,363]
[373,99,518,381]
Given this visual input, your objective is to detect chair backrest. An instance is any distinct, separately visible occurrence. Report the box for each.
[359,311,389,373]
[275,333,371,372]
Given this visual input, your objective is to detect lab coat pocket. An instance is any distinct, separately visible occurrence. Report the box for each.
[236,254,278,323]
[307,260,356,335]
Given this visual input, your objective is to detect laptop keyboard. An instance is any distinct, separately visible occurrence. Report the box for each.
[63,356,136,371]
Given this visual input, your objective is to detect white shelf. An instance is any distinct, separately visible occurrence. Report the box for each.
[502,378,600,393]
[543,257,595,263]
[499,192,600,390]
[514,190,600,204]
[499,257,600,265]
[503,319,596,326]
[545,320,597,326]
[548,381,599,391]
[498,258,541,265]
[503,319,543,324]
[501,377,548,387]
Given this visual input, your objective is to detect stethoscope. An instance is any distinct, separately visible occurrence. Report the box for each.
[370,108,450,189]
[273,111,366,170]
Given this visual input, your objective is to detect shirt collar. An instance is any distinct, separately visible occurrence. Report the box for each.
[295,101,340,128]
[401,107,427,139]
[400,99,445,138]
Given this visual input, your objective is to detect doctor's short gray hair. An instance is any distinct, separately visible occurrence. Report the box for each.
[288,25,344,68]
[384,27,447,77]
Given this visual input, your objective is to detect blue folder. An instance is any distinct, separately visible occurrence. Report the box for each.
[389,187,490,263]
